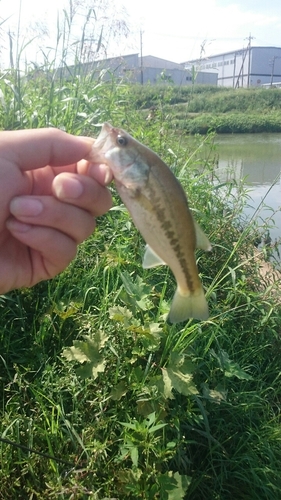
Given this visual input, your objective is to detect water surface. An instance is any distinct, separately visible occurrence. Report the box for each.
[215,133,281,245]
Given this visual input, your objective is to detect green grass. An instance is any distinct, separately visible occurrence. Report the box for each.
[131,84,281,113]
[131,84,281,134]
[1,58,281,498]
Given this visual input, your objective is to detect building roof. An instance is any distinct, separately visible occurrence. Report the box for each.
[182,46,281,64]
[95,53,139,63]
[142,55,182,68]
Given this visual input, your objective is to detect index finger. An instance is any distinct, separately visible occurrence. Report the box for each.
[0,128,94,171]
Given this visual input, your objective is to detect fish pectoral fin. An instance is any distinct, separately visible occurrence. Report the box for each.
[142,245,167,269]
[193,219,212,252]
[168,287,209,323]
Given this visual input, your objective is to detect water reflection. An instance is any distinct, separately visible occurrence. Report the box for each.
[215,133,281,185]
[215,133,281,254]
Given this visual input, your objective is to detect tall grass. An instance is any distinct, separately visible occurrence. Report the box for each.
[133,85,281,134]
[1,17,281,500]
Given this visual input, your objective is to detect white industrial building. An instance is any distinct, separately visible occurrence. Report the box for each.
[56,53,217,86]
[183,46,281,87]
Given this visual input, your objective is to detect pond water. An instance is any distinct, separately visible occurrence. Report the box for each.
[214,133,281,248]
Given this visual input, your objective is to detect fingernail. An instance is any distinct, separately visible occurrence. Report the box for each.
[89,164,113,185]
[10,197,43,217]
[7,219,32,232]
[103,165,113,185]
[53,177,83,199]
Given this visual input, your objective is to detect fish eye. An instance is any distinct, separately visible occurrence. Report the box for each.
[116,135,128,147]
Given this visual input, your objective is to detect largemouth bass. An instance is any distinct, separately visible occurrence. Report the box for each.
[88,122,211,323]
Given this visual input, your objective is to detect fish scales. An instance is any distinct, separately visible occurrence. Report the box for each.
[116,163,200,295]
[88,122,212,323]
[152,203,196,293]
[117,174,198,294]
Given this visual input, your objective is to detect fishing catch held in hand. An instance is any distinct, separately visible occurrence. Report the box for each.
[88,122,212,323]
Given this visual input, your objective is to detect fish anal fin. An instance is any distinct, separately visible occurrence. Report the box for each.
[143,244,167,269]
[193,219,212,252]
[168,286,209,323]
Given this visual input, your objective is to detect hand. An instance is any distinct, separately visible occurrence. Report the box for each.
[0,128,112,294]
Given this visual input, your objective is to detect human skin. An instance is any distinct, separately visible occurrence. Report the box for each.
[0,127,113,294]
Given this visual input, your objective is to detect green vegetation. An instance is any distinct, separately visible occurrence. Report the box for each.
[132,84,281,134]
[1,38,281,499]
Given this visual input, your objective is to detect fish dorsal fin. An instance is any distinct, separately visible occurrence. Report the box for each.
[193,219,212,252]
[142,245,167,269]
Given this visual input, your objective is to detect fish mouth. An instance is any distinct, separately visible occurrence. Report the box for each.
[86,122,113,163]
[93,122,113,150]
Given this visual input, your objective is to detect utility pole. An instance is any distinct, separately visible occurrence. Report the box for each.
[235,49,247,88]
[246,33,254,88]
[234,34,254,88]
[233,53,236,88]
[140,30,144,85]
[270,56,281,86]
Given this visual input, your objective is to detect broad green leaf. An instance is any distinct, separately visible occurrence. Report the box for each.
[136,297,153,311]
[110,381,128,400]
[169,351,196,374]
[158,472,178,493]
[168,472,191,499]
[130,446,139,468]
[210,349,253,380]
[76,359,106,380]
[158,471,191,499]
[149,322,163,334]
[161,368,175,399]
[117,468,142,485]
[108,305,133,323]
[136,400,155,416]
[53,301,80,319]
[162,352,198,397]
[120,271,151,298]
[202,383,227,403]
[120,272,153,311]
[166,366,198,396]
[62,332,108,363]
[92,330,109,350]
[62,342,90,363]
[225,364,253,380]
[61,332,109,379]
[119,288,137,312]
[149,373,174,400]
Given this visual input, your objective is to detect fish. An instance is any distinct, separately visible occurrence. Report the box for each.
[88,122,212,323]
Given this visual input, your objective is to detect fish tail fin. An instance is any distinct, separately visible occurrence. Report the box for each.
[168,287,209,324]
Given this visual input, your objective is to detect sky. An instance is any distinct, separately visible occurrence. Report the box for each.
[0,0,281,67]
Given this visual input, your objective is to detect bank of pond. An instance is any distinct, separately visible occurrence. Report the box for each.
[134,85,281,134]
[178,111,281,134]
